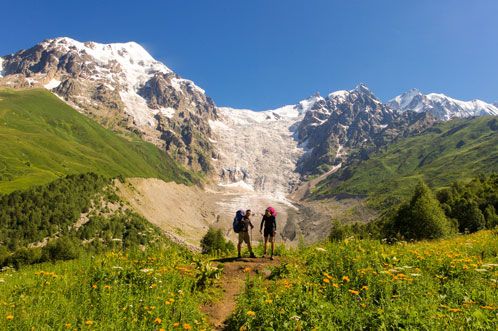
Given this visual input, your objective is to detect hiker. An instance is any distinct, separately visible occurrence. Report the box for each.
[237,209,256,258]
[260,206,277,260]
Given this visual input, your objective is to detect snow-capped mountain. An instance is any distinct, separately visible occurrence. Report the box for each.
[0,37,218,171]
[388,88,498,121]
[208,84,438,198]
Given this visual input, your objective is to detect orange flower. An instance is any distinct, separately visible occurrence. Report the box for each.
[332,283,339,288]
[104,285,111,290]
[480,305,497,311]
[154,317,162,324]
[322,278,330,283]
[183,323,192,330]
[361,286,369,291]
[92,284,97,289]
[348,290,360,295]
[173,322,180,328]
[342,276,350,282]
[448,308,461,313]
[65,323,72,329]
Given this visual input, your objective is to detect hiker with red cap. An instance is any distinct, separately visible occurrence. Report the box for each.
[260,206,277,260]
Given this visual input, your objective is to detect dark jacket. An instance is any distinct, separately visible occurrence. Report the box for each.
[260,215,276,232]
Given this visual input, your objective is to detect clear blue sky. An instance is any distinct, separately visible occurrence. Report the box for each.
[1,0,497,110]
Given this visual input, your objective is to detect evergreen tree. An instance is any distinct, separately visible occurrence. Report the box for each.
[391,180,455,240]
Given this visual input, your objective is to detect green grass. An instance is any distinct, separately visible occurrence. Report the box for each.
[0,245,214,330]
[229,230,498,330]
[0,88,195,193]
[313,116,498,208]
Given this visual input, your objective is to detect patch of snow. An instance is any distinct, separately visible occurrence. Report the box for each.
[43,79,61,90]
[119,90,155,126]
[328,90,349,100]
[219,180,255,191]
[158,107,176,119]
[0,57,4,77]
[297,95,324,113]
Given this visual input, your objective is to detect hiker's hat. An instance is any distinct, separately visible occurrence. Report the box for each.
[266,206,277,216]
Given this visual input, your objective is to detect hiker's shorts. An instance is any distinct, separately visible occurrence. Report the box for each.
[238,231,250,245]
[263,228,276,240]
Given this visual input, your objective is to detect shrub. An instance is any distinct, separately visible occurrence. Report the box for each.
[200,227,235,255]
[42,237,80,262]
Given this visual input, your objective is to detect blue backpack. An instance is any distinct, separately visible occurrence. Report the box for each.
[233,210,245,233]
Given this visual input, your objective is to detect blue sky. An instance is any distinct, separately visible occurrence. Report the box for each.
[1,0,497,110]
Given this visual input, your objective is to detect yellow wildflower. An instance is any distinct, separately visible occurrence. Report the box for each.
[85,320,93,326]
[6,314,14,321]
[348,290,360,295]
[322,278,330,283]
[342,276,350,282]
[246,310,256,317]
[154,317,162,324]
[173,322,180,327]
[183,323,192,330]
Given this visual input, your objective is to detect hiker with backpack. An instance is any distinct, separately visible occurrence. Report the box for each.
[260,206,277,260]
[234,209,256,258]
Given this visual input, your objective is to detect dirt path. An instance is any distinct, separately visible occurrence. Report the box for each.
[201,256,281,330]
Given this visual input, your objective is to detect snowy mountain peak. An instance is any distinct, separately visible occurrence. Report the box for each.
[0,37,218,172]
[354,83,371,94]
[388,89,498,120]
[297,94,325,113]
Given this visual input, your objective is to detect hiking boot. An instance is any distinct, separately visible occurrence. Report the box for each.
[249,252,256,258]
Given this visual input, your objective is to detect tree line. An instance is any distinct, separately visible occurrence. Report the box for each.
[330,173,498,241]
[0,173,165,269]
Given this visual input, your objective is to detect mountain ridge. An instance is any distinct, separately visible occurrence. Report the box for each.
[1,37,497,197]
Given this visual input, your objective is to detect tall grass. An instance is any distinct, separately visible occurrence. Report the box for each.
[229,230,498,330]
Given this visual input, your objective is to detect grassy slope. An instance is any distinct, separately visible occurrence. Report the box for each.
[313,116,498,206]
[0,89,194,193]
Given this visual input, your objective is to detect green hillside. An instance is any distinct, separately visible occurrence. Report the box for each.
[313,116,498,207]
[0,89,194,193]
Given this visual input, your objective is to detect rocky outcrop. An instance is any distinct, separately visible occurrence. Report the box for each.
[296,85,394,175]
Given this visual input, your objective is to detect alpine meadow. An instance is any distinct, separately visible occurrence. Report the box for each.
[1,1,498,330]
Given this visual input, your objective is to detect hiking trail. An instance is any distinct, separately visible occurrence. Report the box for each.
[201,256,281,330]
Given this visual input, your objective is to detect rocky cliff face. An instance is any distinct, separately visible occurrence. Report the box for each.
[293,85,438,176]
[0,37,218,172]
